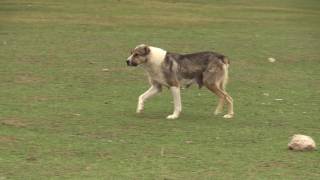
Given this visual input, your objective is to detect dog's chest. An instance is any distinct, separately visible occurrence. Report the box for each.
[144,66,167,85]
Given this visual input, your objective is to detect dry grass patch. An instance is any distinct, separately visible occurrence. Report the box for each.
[1,118,28,128]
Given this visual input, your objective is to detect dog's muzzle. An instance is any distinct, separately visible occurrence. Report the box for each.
[126,60,137,66]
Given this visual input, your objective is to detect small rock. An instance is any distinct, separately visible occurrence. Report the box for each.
[288,134,316,151]
[161,147,165,156]
[268,57,276,63]
[88,60,96,64]
[26,156,37,161]
[102,68,109,72]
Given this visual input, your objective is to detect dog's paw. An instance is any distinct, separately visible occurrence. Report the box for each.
[136,108,143,114]
[166,114,179,119]
[214,110,222,115]
[223,114,234,119]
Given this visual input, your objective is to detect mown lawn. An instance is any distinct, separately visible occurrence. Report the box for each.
[0,0,319,179]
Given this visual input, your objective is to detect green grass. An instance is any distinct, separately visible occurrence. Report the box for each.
[1,0,320,179]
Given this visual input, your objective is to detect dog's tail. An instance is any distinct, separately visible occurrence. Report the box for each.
[221,57,230,90]
[221,56,230,65]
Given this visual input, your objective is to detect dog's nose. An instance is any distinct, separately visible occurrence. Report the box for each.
[126,60,130,66]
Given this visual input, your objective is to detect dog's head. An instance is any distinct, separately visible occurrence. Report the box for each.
[126,44,151,66]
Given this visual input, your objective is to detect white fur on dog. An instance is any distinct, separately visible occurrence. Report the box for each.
[142,46,168,86]
[166,86,181,119]
[136,85,161,113]
[288,134,316,151]
[147,46,167,65]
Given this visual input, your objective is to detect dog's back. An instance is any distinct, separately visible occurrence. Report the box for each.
[164,51,229,88]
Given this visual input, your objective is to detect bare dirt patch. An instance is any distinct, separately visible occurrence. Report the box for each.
[14,74,43,84]
[1,118,28,128]
[0,136,17,143]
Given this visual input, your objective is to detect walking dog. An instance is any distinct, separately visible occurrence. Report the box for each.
[126,44,234,119]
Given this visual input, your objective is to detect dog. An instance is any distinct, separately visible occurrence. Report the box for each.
[126,44,234,119]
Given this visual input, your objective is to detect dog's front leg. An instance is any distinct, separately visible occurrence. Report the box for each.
[137,85,161,113]
[166,86,182,119]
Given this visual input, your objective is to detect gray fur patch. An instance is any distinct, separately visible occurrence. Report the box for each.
[163,51,228,88]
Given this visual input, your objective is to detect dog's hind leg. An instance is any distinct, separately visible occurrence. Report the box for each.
[222,91,233,118]
[215,75,228,115]
[204,62,233,118]
[137,84,162,113]
[214,96,225,115]
[206,82,234,118]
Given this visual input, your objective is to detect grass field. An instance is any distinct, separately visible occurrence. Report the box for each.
[1,0,320,179]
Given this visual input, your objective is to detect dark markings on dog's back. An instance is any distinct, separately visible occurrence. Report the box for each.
[163,51,229,88]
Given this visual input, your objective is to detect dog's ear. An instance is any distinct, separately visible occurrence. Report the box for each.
[136,45,150,56]
[143,46,150,55]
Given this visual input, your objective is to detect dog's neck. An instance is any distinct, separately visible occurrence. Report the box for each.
[146,46,167,66]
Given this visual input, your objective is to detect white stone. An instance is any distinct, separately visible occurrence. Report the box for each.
[268,57,276,63]
[288,134,316,151]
